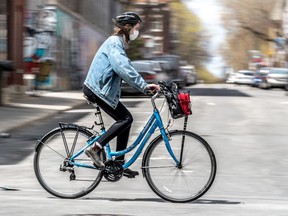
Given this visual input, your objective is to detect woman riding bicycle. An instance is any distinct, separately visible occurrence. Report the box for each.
[83,12,159,178]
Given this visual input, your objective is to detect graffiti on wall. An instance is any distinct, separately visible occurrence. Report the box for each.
[24,7,56,89]
[24,6,107,90]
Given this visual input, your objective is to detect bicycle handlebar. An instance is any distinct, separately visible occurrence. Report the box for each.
[151,91,160,109]
[150,81,179,110]
[149,81,171,109]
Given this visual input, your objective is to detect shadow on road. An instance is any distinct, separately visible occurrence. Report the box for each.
[121,87,251,98]
[77,197,243,205]
[185,88,251,97]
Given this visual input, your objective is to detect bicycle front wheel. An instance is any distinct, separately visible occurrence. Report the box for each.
[143,130,216,203]
[34,126,104,199]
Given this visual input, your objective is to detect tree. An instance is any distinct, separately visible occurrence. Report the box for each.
[220,0,280,70]
[169,1,210,67]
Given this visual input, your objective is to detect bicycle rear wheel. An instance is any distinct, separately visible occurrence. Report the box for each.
[34,126,104,199]
[142,130,216,203]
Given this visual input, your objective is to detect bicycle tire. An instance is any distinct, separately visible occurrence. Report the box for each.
[34,126,105,199]
[142,130,216,203]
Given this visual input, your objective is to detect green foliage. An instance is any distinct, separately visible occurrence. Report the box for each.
[169,2,208,66]
[170,2,216,83]
[197,66,222,83]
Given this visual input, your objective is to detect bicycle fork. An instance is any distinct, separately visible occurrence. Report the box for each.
[179,116,188,168]
[163,116,188,169]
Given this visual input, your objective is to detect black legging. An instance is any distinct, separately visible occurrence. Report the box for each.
[83,85,133,161]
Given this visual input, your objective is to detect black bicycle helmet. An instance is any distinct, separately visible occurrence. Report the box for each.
[113,12,142,27]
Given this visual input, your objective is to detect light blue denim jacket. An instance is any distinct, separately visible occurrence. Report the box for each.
[84,35,148,109]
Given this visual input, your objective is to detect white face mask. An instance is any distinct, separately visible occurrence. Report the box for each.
[129,30,139,41]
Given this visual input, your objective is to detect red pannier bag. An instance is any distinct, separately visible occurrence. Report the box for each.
[178,92,192,116]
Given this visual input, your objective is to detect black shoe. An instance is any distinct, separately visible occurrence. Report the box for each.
[123,168,139,178]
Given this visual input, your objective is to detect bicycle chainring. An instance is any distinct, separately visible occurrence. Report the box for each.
[103,160,123,182]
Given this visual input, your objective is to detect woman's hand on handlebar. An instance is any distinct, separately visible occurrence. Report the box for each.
[145,84,160,94]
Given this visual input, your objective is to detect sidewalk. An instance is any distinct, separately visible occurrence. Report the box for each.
[0,90,86,134]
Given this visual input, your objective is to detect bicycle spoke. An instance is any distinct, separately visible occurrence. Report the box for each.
[37,139,66,159]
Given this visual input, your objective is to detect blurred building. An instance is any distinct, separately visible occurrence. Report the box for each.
[125,0,171,58]
[0,0,25,104]
[0,0,179,104]
[23,0,123,92]
[0,0,125,105]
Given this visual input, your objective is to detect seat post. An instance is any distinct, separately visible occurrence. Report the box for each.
[94,105,105,131]
[83,95,105,131]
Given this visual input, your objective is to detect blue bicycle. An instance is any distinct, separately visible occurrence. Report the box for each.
[34,82,217,203]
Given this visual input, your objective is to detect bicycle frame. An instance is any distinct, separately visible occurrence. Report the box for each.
[69,92,179,170]
[106,108,179,169]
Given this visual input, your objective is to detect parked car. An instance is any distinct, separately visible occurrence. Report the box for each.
[234,70,254,85]
[259,67,288,89]
[225,72,237,84]
[154,60,171,83]
[152,55,186,88]
[251,68,269,87]
[121,60,158,94]
[180,65,198,86]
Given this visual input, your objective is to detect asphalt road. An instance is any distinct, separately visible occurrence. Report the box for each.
[0,84,288,216]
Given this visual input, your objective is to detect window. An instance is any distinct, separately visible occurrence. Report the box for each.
[150,21,163,32]
[153,41,163,54]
